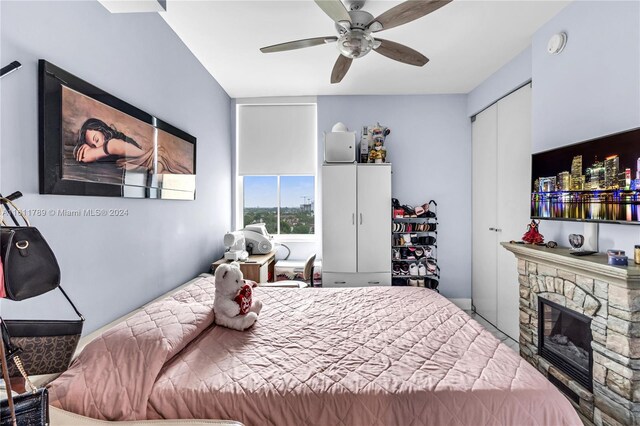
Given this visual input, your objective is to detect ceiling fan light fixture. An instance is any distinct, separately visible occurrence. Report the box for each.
[337,30,375,58]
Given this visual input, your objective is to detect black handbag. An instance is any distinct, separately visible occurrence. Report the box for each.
[0,320,49,426]
[1,287,84,378]
[0,198,60,301]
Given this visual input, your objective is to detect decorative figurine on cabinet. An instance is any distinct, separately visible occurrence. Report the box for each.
[367,123,390,163]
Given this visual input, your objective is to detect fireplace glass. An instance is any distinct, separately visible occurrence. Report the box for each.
[538,297,593,391]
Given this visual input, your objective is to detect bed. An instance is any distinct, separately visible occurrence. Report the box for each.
[48,274,581,425]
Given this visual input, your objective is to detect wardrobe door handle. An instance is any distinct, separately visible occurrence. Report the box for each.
[368,281,380,285]
[335,281,346,284]
[360,213,363,225]
[495,228,502,232]
[489,227,496,231]
[352,213,355,225]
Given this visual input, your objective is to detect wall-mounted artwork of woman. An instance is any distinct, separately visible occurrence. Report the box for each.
[74,117,192,175]
[61,86,194,187]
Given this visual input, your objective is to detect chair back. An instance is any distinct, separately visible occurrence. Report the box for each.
[303,254,317,285]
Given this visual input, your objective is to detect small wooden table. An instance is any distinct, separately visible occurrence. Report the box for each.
[211,250,277,283]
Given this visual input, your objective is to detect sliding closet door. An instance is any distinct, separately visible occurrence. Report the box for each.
[472,104,498,325]
[496,84,532,339]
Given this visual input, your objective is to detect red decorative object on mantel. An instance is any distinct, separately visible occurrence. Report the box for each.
[522,220,544,244]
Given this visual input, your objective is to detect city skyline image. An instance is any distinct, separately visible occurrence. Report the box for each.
[531,128,640,222]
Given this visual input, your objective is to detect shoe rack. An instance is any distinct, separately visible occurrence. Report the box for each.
[391,200,440,291]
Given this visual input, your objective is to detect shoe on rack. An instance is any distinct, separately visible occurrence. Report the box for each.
[417,278,425,287]
[402,205,417,217]
[402,234,411,245]
[410,234,418,244]
[407,247,416,260]
[400,263,410,275]
[392,277,406,286]
[393,263,401,275]
[426,260,437,274]
[424,246,433,258]
[409,279,419,287]
[421,201,437,218]
[393,249,400,260]
[426,278,439,290]
[414,206,425,217]
[418,263,427,277]
[414,248,424,259]
[400,247,408,259]
[409,263,419,276]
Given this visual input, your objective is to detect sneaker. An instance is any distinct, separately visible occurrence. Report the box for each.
[400,247,408,259]
[393,263,401,275]
[414,248,424,259]
[402,234,411,245]
[409,263,419,276]
[393,249,400,260]
[426,260,437,274]
[417,278,426,287]
[409,279,419,287]
[407,248,416,260]
[418,263,427,277]
[426,278,439,290]
[400,263,410,275]
[424,246,433,258]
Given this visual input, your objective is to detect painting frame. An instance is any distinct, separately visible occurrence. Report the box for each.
[38,60,197,199]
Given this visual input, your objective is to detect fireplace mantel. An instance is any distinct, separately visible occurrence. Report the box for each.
[503,242,640,426]
[501,242,640,289]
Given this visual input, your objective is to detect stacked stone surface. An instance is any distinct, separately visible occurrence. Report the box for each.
[505,245,640,426]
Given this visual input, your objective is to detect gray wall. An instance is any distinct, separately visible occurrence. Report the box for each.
[0,0,231,333]
[317,95,471,300]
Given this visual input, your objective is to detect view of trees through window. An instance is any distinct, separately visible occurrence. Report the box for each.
[243,176,314,235]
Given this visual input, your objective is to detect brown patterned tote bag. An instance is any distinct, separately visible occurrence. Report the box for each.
[1,286,84,377]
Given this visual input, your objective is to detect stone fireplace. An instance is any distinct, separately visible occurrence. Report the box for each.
[502,243,640,426]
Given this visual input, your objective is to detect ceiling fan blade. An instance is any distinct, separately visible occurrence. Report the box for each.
[314,0,351,24]
[260,36,338,53]
[374,39,429,66]
[331,55,353,84]
[370,0,452,32]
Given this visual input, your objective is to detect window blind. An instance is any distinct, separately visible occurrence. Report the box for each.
[237,104,316,176]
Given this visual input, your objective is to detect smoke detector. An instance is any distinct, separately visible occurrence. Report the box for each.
[547,32,568,55]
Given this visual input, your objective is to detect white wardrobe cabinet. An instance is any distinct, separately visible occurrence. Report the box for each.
[472,84,532,340]
[322,164,391,287]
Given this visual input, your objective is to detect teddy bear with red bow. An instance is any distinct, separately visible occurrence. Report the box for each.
[213,263,262,331]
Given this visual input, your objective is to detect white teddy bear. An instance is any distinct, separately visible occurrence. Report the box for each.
[213,262,263,331]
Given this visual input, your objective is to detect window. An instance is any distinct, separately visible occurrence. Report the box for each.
[236,101,316,238]
[243,175,314,235]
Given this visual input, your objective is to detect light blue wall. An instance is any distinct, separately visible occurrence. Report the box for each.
[317,95,472,299]
[467,46,532,117]
[531,0,640,251]
[532,1,640,153]
[0,0,232,333]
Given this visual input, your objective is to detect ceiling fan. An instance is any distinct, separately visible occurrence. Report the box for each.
[260,0,452,84]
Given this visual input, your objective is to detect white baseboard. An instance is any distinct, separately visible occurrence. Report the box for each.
[448,298,472,310]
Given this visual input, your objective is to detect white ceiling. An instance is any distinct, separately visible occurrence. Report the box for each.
[160,1,570,98]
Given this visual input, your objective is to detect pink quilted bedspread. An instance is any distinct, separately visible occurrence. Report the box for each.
[50,279,581,425]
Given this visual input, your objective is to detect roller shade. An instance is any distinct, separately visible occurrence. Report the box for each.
[238,104,316,175]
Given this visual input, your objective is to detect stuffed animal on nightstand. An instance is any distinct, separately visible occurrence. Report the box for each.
[213,263,263,331]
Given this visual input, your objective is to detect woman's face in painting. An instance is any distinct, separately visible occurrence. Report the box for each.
[84,129,105,148]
